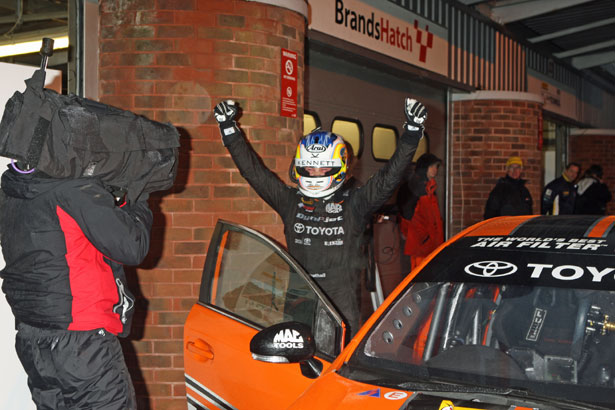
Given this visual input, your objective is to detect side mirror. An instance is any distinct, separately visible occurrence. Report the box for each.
[250,321,315,363]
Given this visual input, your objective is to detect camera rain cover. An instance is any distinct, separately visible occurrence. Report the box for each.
[0,69,180,202]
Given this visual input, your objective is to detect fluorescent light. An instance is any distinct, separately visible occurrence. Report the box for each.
[0,36,69,58]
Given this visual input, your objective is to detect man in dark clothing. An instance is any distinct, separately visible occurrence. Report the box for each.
[214,98,426,335]
[574,164,612,215]
[541,162,580,215]
[484,156,533,219]
[0,169,153,410]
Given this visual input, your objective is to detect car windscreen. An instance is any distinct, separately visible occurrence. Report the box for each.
[345,233,615,408]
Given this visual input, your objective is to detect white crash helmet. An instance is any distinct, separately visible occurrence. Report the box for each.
[292,130,347,198]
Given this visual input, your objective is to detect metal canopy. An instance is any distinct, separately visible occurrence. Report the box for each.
[459,0,615,86]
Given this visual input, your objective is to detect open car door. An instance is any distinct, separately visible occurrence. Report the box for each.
[184,220,346,410]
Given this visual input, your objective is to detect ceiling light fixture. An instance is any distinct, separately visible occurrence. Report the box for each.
[0,36,69,58]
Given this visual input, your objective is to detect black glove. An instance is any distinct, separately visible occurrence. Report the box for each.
[401,97,427,145]
[214,100,240,146]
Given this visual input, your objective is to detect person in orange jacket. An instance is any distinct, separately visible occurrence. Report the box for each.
[397,153,444,272]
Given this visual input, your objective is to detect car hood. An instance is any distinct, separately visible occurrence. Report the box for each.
[288,370,585,410]
[287,371,411,410]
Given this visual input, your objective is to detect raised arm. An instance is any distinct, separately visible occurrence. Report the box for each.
[214,101,294,213]
[351,98,426,218]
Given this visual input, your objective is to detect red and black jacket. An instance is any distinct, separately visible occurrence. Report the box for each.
[0,168,152,337]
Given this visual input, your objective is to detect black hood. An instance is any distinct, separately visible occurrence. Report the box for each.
[1,166,65,200]
[413,153,442,178]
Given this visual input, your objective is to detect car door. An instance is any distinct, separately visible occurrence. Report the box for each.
[184,220,347,410]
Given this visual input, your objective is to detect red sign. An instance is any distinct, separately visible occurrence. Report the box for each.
[280,48,297,118]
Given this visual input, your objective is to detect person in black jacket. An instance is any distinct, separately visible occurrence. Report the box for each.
[541,162,580,215]
[0,168,152,410]
[214,98,426,335]
[574,164,612,215]
[484,156,533,219]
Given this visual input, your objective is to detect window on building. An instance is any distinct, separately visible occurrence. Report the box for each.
[372,126,397,161]
[303,111,320,136]
[331,118,362,159]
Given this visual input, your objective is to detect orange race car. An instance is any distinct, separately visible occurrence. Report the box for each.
[184,215,615,409]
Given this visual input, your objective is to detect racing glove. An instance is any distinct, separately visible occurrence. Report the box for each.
[401,98,427,145]
[214,100,241,146]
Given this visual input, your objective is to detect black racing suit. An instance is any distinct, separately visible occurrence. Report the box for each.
[222,127,419,335]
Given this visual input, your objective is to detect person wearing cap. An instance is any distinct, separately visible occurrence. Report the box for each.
[541,162,580,215]
[484,156,533,219]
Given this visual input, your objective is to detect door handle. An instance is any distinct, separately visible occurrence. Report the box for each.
[186,339,214,362]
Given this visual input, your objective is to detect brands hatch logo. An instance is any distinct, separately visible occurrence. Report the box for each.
[306,144,326,154]
[273,329,304,349]
[464,261,517,278]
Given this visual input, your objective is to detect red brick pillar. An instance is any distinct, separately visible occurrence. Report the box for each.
[99,0,307,408]
[451,91,543,235]
[570,129,615,214]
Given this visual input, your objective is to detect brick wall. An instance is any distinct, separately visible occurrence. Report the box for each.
[99,1,305,408]
[570,132,615,214]
[451,94,543,235]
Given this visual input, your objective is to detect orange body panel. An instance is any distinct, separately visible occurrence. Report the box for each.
[184,303,330,410]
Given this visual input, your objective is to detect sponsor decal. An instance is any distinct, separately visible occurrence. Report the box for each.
[463,261,615,283]
[293,223,345,236]
[383,391,408,400]
[528,263,615,282]
[304,238,311,245]
[306,143,327,154]
[324,239,344,246]
[296,158,340,167]
[470,236,608,251]
[296,213,343,223]
[526,308,547,342]
[439,401,454,410]
[325,202,343,214]
[358,388,381,397]
[310,273,326,279]
[298,202,315,212]
[464,261,517,278]
[273,328,304,349]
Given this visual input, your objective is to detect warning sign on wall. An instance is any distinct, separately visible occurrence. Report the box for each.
[280,48,297,118]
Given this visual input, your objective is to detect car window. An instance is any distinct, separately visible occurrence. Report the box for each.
[199,221,345,358]
[209,229,319,328]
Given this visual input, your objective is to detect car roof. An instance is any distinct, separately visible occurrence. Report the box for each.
[416,215,615,291]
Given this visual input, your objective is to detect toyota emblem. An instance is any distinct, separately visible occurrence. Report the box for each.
[464,261,517,278]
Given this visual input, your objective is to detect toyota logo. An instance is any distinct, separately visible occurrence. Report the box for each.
[464,261,517,278]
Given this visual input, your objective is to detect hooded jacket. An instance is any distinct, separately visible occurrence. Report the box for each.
[397,153,444,259]
[574,176,612,215]
[0,168,152,336]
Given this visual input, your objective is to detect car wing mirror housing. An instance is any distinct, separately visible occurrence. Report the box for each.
[250,321,315,364]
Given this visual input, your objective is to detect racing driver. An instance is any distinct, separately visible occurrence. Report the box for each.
[214,98,427,335]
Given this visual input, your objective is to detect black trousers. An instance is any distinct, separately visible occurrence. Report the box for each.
[15,323,136,410]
